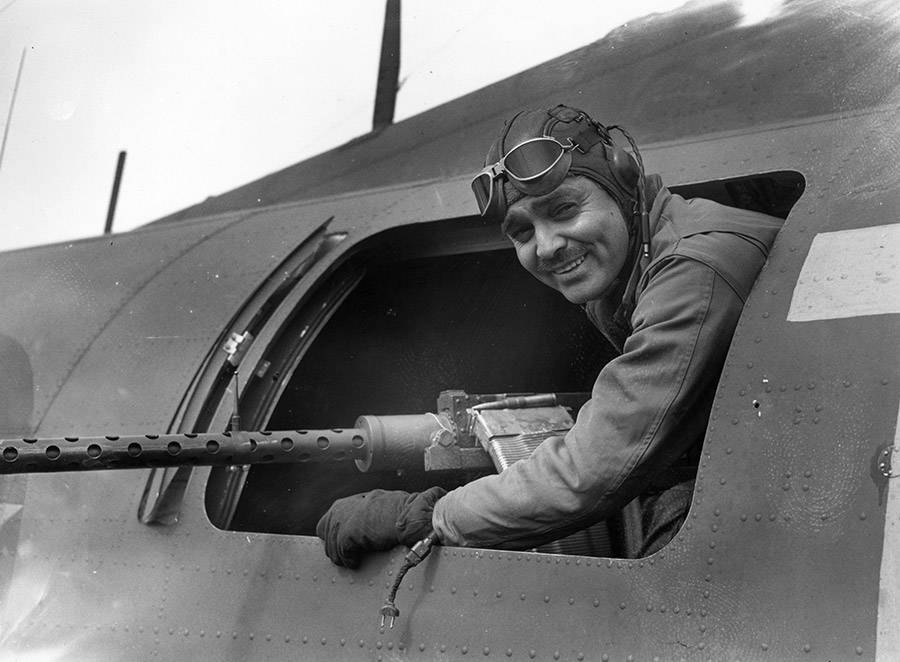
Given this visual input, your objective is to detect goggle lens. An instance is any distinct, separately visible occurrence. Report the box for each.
[470,137,575,217]
[503,139,566,181]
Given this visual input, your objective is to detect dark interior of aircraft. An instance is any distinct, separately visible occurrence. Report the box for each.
[208,171,805,557]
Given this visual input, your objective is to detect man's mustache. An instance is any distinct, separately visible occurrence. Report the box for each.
[536,248,586,273]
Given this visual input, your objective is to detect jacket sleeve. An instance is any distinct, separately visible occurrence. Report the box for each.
[431,256,747,549]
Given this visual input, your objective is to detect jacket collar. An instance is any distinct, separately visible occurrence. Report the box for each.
[620,177,668,308]
[581,175,668,351]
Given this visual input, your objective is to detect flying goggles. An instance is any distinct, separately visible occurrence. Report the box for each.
[471,119,652,263]
[470,136,578,219]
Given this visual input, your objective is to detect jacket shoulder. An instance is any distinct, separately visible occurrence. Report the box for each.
[649,193,784,302]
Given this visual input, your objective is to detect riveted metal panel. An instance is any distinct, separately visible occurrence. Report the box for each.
[0,214,247,437]
[877,403,900,661]
[680,107,900,658]
[37,206,332,436]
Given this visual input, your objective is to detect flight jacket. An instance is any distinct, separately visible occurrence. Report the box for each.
[431,186,784,549]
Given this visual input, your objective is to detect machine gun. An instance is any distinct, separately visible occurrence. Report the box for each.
[0,390,590,476]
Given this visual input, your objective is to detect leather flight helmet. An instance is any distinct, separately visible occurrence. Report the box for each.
[481,104,642,226]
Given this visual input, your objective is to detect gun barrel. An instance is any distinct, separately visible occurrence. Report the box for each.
[0,429,368,474]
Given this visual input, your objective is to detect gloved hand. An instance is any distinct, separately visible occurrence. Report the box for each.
[316,487,446,568]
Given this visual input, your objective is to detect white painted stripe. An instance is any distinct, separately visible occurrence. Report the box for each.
[877,401,900,661]
[788,224,900,321]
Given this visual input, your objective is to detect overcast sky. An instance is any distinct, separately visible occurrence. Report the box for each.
[0,0,719,253]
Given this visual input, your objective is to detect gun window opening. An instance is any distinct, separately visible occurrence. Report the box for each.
[206,169,805,559]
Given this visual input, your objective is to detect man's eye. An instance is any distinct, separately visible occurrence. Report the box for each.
[552,202,577,217]
[507,226,533,242]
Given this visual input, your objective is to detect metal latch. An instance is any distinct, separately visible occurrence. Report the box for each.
[222,331,254,367]
[879,445,898,478]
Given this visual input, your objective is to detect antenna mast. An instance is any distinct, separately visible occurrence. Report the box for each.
[104,150,127,234]
[372,0,401,131]
[0,47,26,174]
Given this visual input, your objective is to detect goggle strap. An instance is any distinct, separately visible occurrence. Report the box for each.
[572,127,607,154]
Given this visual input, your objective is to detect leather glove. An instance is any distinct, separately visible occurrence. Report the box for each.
[316,487,446,568]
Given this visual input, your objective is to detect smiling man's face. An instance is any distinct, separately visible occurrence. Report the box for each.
[502,176,630,304]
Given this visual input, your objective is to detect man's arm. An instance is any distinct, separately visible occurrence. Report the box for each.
[432,256,746,549]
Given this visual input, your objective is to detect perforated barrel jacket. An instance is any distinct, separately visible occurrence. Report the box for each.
[432,188,784,549]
